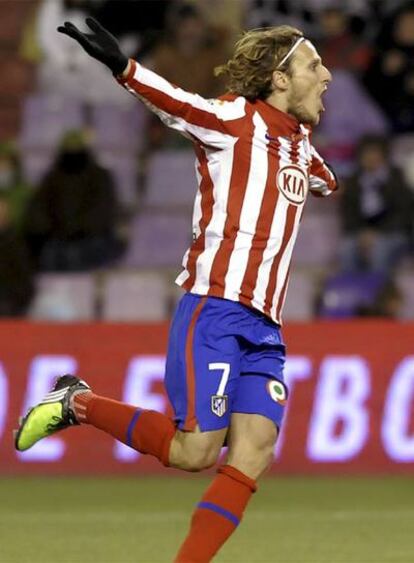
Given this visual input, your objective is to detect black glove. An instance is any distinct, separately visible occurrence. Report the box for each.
[324,159,339,189]
[57,17,129,76]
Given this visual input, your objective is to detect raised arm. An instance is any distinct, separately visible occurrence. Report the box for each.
[57,18,246,148]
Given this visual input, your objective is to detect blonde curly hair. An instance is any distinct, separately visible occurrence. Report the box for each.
[215,26,304,100]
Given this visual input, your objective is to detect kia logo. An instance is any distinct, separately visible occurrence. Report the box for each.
[277,164,308,205]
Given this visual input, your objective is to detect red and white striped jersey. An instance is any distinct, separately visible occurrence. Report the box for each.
[119,60,338,325]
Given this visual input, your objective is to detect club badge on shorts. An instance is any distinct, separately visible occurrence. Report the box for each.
[211,394,228,417]
[267,380,288,405]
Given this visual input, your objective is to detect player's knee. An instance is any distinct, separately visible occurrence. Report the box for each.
[183,448,219,472]
[231,444,273,479]
[170,431,223,472]
[256,427,278,470]
[228,423,278,479]
[259,440,277,472]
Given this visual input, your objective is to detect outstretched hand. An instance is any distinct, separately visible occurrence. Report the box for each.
[57,17,128,76]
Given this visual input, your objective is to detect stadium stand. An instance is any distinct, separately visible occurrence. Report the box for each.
[121,211,191,268]
[101,270,170,321]
[29,272,96,321]
[143,150,197,208]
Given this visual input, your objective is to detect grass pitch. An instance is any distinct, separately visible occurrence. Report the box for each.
[0,476,413,562]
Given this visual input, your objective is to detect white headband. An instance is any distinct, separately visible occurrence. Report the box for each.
[277,37,306,68]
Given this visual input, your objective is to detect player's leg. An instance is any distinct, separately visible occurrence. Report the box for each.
[174,352,287,563]
[226,412,278,478]
[14,293,231,472]
[72,389,228,471]
[14,371,228,471]
[175,411,277,563]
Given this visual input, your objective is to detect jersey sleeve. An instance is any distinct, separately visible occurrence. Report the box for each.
[308,146,339,197]
[117,59,246,148]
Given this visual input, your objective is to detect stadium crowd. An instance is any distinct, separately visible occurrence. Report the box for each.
[1,0,414,321]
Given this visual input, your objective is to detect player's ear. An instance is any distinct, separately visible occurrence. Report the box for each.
[271,70,289,92]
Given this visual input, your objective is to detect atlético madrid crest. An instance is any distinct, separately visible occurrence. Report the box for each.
[211,395,228,417]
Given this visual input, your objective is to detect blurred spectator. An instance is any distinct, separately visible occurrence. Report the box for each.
[314,271,403,319]
[246,0,315,35]
[196,0,243,45]
[357,278,403,318]
[364,3,414,132]
[339,135,414,274]
[0,141,32,233]
[143,2,231,149]
[146,3,229,98]
[0,196,34,317]
[314,6,372,76]
[314,70,388,177]
[23,129,123,272]
[314,271,387,319]
[245,0,371,38]
[35,0,131,105]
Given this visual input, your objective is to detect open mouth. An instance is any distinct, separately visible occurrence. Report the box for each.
[319,87,328,113]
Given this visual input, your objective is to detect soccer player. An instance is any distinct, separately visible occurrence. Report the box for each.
[15,19,337,562]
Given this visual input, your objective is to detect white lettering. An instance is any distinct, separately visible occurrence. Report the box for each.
[0,363,8,443]
[274,356,312,459]
[382,356,414,462]
[307,356,370,461]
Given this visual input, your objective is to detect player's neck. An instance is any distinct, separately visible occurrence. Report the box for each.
[265,91,290,117]
[264,91,299,124]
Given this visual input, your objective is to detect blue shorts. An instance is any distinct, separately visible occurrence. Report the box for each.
[164,293,288,432]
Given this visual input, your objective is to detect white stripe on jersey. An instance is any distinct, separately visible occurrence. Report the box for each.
[191,140,237,294]
[125,64,246,149]
[224,112,269,301]
[134,63,247,121]
[251,136,292,312]
[125,87,239,149]
[267,136,306,321]
[190,165,203,244]
[268,137,309,321]
[251,197,289,313]
[297,137,311,169]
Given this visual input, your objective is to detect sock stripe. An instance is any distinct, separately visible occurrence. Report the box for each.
[197,501,240,527]
[126,409,142,447]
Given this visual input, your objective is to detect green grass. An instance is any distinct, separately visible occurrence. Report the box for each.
[0,476,413,562]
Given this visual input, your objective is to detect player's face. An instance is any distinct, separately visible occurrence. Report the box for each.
[286,42,332,126]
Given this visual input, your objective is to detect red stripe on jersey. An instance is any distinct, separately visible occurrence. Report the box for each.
[275,263,291,321]
[207,115,255,295]
[128,75,225,133]
[263,204,297,316]
[182,144,215,291]
[263,137,300,317]
[184,297,207,430]
[290,137,300,165]
[239,138,281,305]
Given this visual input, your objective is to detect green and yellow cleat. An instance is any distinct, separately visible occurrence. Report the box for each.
[14,375,91,452]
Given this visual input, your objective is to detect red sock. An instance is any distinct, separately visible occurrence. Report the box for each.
[73,393,175,466]
[175,464,257,563]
